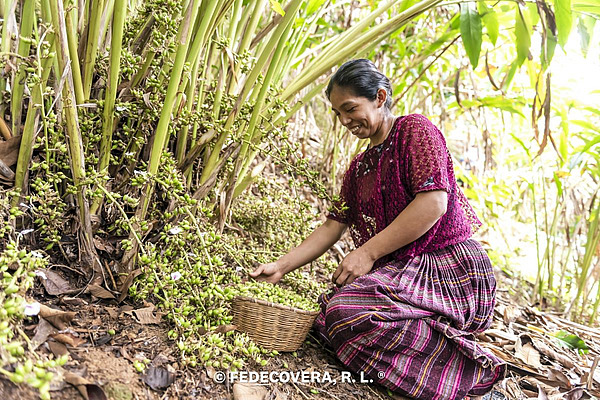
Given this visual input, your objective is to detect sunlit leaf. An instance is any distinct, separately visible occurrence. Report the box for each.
[515,6,531,66]
[572,0,600,16]
[460,3,482,69]
[306,0,326,15]
[269,0,285,16]
[553,0,573,47]
[577,15,596,56]
[478,1,499,45]
[554,330,590,354]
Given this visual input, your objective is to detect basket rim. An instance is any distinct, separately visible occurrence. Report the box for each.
[233,295,319,316]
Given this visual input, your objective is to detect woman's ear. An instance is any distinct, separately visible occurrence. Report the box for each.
[376,88,387,108]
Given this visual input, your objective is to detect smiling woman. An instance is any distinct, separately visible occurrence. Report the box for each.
[251,59,506,399]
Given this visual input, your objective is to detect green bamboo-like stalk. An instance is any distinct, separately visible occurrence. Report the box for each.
[574,197,600,317]
[90,0,128,215]
[48,0,102,277]
[82,0,105,99]
[138,0,202,218]
[175,57,202,164]
[10,0,35,135]
[65,1,85,104]
[0,0,17,115]
[12,0,55,205]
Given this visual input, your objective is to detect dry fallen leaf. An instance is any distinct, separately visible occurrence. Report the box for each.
[143,365,176,390]
[133,306,162,325]
[515,337,543,370]
[39,269,78,296]
[32,317,58,349]
[64,371,108,400]
[233,383,268,400]
[51,332,86,347]
[39,304,76,330]
[87,284,116,299]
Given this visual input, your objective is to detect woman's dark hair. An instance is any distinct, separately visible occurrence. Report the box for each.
[326,59,393,109]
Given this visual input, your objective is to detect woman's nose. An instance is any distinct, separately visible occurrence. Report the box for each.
[339,113,351,126]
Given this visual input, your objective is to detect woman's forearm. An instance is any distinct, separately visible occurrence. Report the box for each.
[361,190,448,261]
[278,218,347,273]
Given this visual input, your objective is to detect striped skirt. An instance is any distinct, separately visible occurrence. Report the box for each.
[313,239,506,400]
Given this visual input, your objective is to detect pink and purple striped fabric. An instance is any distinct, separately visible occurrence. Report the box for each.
[314,240,505,399]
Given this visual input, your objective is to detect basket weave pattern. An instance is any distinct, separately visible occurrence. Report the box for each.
[232,296,319,352]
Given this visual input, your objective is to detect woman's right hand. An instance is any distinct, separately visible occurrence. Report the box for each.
[249,262,285,283]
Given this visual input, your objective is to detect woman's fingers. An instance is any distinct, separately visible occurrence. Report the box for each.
[249,265,263,277]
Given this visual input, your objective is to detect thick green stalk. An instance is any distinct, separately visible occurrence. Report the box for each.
[82,0,105,99]
[175,43,203,163]
[0,0,17,114]
[574,198,600,316]
[12,3,55,205]
[65,1,85,104]
[90,0,128,215]
[98,0,115,50]
[10,0,35,135]
[138,0,202,218]
[48,0,101,277]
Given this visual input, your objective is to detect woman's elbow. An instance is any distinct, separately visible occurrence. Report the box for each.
[433,191,448,219]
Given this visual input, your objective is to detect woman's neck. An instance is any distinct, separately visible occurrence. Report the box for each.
[369,113,396,147]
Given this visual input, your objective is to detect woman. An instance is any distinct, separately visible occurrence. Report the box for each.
[250,59,505,400]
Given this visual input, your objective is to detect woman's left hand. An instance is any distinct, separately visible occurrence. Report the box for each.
[332,248,375,287]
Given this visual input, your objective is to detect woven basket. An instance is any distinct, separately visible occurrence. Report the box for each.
[232,296,319,352]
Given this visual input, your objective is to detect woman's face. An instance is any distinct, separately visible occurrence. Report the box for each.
[329,84,388,143]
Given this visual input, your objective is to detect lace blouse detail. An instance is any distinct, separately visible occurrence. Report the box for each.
[327,114,481,264]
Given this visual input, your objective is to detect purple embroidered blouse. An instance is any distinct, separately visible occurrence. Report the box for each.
[327,114,481,264]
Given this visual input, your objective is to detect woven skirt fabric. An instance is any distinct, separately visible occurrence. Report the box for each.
[313,239,506,400]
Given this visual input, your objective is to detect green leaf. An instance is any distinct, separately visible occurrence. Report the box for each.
[482,98,526,118]
[554,330,590,353]
[479,2,499,45]
[460,3,483,69]
[578,15,596,56]
[553,0,573,47]
[269,0,285,16]
[573,0,600,16]
[543,31,558,68]
[306,0,326,15]
[515,6,531,66]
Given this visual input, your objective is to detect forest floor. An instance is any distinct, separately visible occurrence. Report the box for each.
[3,254,600,400]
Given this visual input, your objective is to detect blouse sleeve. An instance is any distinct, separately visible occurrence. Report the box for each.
[401,114,451,196]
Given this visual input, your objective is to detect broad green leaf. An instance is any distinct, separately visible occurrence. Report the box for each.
[554,330,590,353]
[502,61,519,90]
[573,0,600,16]
[572,119,600,133]
[269,0,285,16]
[553,0,573,47]
[543,31,558,68]
[480,96,526,118]
[578,15,596,56]
[553,172,564,197]
[460,3,483,69]
[515,6,531,66]
[306,0,326,16]
[480,4,499,45]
